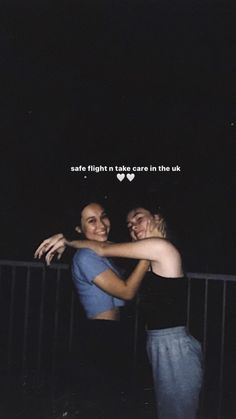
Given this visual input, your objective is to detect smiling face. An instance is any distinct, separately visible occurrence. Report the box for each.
[76,203,111,242]
[127,207,166,240]
[126,207,155,240]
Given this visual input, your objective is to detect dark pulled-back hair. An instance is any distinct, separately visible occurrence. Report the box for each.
[62,194,112,237]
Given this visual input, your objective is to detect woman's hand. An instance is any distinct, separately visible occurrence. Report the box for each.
[34,233,66,262]
[144,219,160,239]
[44,238,66,265]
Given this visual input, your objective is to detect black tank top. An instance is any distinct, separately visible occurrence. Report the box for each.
[138,271,188,330]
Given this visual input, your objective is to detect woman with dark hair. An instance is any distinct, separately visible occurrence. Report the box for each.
[36,203,203,419]
[35,201,149,416]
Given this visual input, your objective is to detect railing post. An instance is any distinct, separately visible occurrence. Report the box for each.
[64,289,75,408]
[8,267,16,379]
[199,278,209,416]
[51,267,61,416]
[37,266,46,386]
[68,289,75,358]
[22,267,31,387]
[218,280,227,419]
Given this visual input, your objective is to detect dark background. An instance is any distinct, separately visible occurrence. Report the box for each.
[0,0,236,273]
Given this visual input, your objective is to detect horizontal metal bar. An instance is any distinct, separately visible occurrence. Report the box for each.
[0,260,69,270]
[187,272,236,281]
[0,261,236,281]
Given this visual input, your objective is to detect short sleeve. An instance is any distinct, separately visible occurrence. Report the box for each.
[73,248,111,284]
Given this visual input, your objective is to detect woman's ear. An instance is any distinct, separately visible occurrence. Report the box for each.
[75,226,82,234]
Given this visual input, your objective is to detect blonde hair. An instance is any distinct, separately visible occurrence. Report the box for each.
[157,214,167,238]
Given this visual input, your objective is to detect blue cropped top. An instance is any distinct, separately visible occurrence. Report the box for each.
[72,248,125,318]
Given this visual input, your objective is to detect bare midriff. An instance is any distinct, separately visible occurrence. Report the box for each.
[91,307,120,321]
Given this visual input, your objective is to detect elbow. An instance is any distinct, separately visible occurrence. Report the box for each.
[122,289,135,301]
[124,295,134,301]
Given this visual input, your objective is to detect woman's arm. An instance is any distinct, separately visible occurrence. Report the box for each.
[34,234,177,266]
[77,259,149,300]
[67,237,176,264]
[33,219,160,263]
[72,238,183,278]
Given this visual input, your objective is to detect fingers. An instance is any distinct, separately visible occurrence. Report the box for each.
[34,234,64,259]
[44,241,66,265]
[148,219,156,234]
[144,219,157,238]
[34,239,50,259]
[45,246,65,265]
[45,251,55,266]
[130,230,138,241]
[57,246,66,260]
[143,219,151,238]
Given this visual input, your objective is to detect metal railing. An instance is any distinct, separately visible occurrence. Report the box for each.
[1,260,235,418]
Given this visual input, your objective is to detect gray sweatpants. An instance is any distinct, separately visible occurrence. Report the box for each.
[146,326,203,419]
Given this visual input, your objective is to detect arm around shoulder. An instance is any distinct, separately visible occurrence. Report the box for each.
[98,238,177,263]
[93,259,149,300]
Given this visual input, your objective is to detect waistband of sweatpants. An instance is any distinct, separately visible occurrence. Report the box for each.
[146,326,188,338]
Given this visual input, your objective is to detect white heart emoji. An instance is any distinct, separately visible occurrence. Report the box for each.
[117,174,125,182]
[127,174,135,182]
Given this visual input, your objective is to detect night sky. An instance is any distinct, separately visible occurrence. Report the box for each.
[0,1,236,273]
